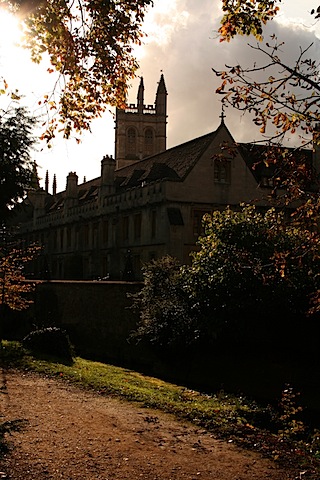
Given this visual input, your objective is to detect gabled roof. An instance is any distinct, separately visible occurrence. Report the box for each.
[114,128,221,189]
[16,120,316,220]
[238,143,313,187]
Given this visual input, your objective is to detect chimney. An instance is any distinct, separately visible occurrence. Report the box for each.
[101,155,116,193]
[66,172,78,198]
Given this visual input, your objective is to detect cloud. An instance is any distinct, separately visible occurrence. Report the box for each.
[27,0,320,188]
[132,0,320,149]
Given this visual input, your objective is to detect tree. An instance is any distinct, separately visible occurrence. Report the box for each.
[130,255,197,351]
[214,1,320,204]
[0,226,40,342]
[219,0,281,42]
[132,205,320,349]
[219,2,320,42]
[185,205,320,340]
[1,0,153,142]
[0,100,38,337]
[0,240,39,312]
[215,2,320,309]
[0,104,37,221]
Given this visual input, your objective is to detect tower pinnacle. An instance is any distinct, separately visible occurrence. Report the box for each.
[137,77,144,113]
[155,73,167,116]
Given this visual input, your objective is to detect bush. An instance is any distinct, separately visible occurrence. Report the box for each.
[130,256,199,351]
[131,205,320,350]
[22,327,74,362]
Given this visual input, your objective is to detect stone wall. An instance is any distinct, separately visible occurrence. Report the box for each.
[31,280,151,366]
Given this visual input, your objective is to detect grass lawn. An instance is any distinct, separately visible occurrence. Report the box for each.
[1,340,320,479]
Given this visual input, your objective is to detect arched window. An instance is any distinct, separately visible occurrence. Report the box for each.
[144,128,154,156]
[145,128,153,144]
[126,127,137,157]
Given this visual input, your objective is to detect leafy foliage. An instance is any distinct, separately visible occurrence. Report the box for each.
[185,205,320,339]
[132,205,320,348]
[216,2,320,309]
[0,105,37,220]
[219,0,281,42]
[2,0,153,141]
[130,255,196,350]
[22,326,74,361]
[0,241,40,311]
[216,4,320,194]
[277,385,305,440]
[213,38,320,154]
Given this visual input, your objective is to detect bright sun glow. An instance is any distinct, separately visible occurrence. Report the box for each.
[0,8,23,54]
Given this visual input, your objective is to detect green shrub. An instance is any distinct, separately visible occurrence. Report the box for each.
[131,205,320,350]
[130,256,198,351]
[22,327,74,362]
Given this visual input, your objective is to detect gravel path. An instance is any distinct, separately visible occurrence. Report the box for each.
[0,370,293,479]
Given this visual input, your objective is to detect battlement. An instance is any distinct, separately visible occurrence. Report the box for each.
[124,104,156,114]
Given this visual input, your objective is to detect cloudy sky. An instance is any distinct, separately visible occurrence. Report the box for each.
[0,0,319,192]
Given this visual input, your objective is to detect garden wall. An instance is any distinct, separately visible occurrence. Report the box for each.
[32,280,150,365]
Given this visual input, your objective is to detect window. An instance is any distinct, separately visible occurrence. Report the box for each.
[151,210,156,238]
[103,256,110,278]
[53,230,57,250]
[83,224,89,247]
[193,210,210,236]
[144,128,154,156]
[128,127,136,143]
[60,229,64,250]
[102,220,109,245]
[122,216,129,241]
[167,207,184,225]
[214,159,231,184]
[145,128,153,144]
[67,227,72,248]
[134,213,142,239]
[261,176,274,187]
[126,127,137,156]
[92,223,99,248]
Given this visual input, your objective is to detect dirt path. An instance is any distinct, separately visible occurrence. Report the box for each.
[0,370,293,480]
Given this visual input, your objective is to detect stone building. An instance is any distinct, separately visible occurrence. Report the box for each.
[115,75,167,169]
[12,75,316,280]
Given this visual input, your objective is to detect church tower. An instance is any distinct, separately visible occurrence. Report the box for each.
[115,74,167,169]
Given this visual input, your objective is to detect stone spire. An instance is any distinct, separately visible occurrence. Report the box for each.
[52,174,57,196]
[45,170,49,193]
